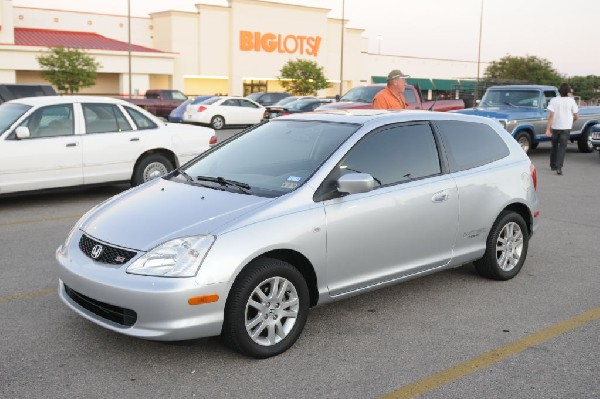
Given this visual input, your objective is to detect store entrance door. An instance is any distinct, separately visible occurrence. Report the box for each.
[243,80,268,96]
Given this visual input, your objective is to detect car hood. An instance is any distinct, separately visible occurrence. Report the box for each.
[316,101,372,110]
[80,178,274,251]
[453,106,540,120]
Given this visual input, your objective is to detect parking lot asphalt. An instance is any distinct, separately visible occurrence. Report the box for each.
[1,140,599,399]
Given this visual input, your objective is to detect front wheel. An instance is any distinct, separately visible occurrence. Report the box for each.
[514,132,532,154]
[474,211,529,281]
[222,258,309,358]
[577,127,594,153]
[132,153,174,186]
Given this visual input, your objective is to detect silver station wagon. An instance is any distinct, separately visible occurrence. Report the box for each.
[56,110,540,358]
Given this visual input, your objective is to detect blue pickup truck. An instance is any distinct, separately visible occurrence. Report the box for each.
[454,85,600,153]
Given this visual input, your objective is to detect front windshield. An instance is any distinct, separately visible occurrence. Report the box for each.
[0,103,32,135]
[481,89,540,107]
[339,86,383,103]
[178,120,359,197]
[246,93,262,101]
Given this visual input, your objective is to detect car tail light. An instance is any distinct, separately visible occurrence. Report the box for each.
[281,112,290,116]
[209,135,217,145]
[530,163,537,191]
[263,111,269,119]
[198,105,207,112]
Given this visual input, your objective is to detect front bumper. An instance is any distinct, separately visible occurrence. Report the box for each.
[56,231,229,341]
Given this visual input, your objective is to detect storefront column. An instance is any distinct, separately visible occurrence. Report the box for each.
[119,73,150,97]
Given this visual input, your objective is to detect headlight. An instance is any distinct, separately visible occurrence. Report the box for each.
[127,235,215,277]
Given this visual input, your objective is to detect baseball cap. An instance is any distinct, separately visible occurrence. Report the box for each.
[387,69,410,80]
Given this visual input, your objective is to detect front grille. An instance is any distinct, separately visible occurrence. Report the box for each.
[591,132,600,140]
[64,284,137,327]
[79,234,137,265]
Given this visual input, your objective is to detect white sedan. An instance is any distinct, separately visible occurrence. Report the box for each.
[0,96,214,195]
[183,96,265,130]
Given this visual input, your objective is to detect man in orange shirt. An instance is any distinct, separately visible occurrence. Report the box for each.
[372,69,410,110]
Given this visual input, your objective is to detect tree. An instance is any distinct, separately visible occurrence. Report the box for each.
[484,55,563,87]
[278,59,330,95]
[37,47,101,94]
[567,75,600,101]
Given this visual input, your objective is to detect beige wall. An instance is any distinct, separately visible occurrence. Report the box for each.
[184,78,229,96]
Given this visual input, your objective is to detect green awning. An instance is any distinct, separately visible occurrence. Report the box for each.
[406,78,435,91]
[432,79,459,91]
[371,76,435,90]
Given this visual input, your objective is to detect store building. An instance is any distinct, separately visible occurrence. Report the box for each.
[0,0,486,97]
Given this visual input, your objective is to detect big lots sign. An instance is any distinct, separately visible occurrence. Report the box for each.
[239,31,322,57]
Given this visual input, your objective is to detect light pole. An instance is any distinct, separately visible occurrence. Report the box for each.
[475,0,484,103]
[377,35,383,55]
[128,0,132,98]
[339,0,345,97]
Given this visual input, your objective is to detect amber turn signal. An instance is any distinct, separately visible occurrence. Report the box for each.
[188,294,219,306]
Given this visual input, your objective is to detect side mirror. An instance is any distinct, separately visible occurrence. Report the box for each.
[475,99,481,104]
[335,94,341,102]
[337,173,375,195]
[15,126,31,139]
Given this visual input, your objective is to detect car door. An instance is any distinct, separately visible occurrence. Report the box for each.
[79,102,142,184]
[0,103,82,193]
[238,99,264,124]
[321,122,459,297]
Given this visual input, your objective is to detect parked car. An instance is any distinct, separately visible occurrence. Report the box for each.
[590,124,600,157]
[168,96,213,123]
[316,84,465,112]
[56,109,539,358]
[122,89,188,118]
[271,96,316,107]
[183,96,265,130]
[262,98,333,120]
[0,96,214,195]
[246,92,291,106]
[0,83,57,104]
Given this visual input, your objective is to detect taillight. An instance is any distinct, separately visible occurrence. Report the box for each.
[209,135,217,145]
[198,105,207,112]
[530,163,537,190]
[281,112,291,116]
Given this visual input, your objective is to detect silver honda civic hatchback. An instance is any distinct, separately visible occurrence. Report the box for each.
[56,110,540,358]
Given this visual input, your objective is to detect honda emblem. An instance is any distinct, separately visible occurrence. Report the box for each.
[90,244,103,259]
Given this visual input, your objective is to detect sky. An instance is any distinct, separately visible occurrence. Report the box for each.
[11,0,600,77]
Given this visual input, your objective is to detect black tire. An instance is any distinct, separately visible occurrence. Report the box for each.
[530,142,539,150]
[222,258,309,358]
[132,153,174,186]
[577,127,594,153]
[211,115,225,130]
[514,132,532,154]
[474,211,529,281]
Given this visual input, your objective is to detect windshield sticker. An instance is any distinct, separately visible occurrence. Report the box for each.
[287,176,302,182]
[281,182,298,189]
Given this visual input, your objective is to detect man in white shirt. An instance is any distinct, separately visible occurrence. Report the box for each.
[545,83,579,175]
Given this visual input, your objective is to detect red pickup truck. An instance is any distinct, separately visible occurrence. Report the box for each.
[122,90,188,118]
[317,84,464,112]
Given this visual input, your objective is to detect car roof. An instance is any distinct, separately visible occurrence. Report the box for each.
[7,95,134,107]
[277,108,499,126]
[487,85,557,91]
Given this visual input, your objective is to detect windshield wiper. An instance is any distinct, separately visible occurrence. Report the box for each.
[196,175,251,194]
[174,169,194,183]
[503,102,517,107]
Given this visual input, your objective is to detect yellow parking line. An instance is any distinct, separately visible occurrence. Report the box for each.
[379,306,600,399]
[0,287,56,303]
[0,214,81,227]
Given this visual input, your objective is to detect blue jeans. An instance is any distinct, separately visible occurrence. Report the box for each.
[550,129,570,170]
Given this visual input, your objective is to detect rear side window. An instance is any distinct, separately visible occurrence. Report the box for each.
[83,103,132,134]
[124,107,158,130]
[435,120,509,172]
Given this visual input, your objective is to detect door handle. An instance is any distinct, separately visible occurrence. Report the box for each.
[65,143,78,147]
[130,137,140,142]
[432,190,449,203]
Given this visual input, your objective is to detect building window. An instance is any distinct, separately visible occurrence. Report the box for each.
[243,80,268,96]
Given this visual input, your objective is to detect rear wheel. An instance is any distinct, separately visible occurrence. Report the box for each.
[222,258,309,358]
[514,132,532,153]
[577,127,594,153]
[211,115,225,130]
[474,211,529,281]
[132,153,174,186]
